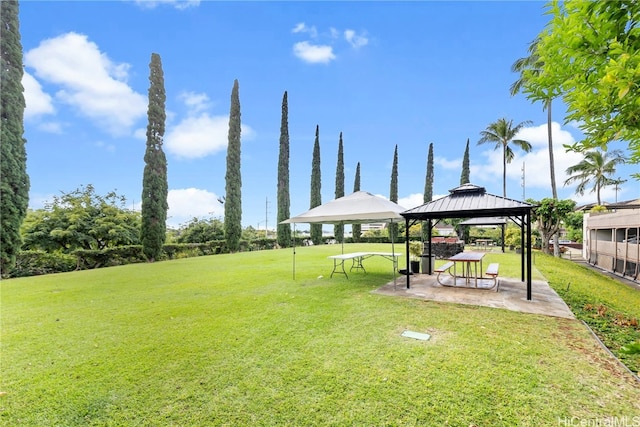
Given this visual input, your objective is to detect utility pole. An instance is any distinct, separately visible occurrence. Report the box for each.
[265,197,270,238]
[521,162,526,200]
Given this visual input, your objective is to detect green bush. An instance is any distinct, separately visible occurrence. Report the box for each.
[11,250,77,277]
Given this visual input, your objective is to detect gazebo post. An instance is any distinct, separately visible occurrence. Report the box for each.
[526,211,532,300]
[427,219,433,275]
[405,217,411,289]
[520,215,525,282]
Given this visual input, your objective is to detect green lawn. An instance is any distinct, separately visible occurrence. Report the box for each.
[2,243,639,426]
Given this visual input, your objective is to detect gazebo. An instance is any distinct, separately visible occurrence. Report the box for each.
[400,184,536,300]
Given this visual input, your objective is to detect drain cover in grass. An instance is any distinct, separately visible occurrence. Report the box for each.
[401,330,431,341]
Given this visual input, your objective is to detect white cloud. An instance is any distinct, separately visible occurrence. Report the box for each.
[24,32,147,136]
[344,29,369,48]
[292,22,318,38]
[37,121,64,134]
[397,193,421,210]
[133,0,200,10]
[22,71,55,119]
[435,156,461,170]
[165,90,254,159]
[167,188,224,228]
[293,41,336,64]
[165,114,229,158]
[178,91,211,114]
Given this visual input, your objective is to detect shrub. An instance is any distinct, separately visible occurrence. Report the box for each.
[11,251,76,277]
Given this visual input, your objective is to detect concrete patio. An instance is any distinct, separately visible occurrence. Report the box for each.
[373,273,575,319]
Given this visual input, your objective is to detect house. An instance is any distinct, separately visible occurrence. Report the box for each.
[582,199,640,282]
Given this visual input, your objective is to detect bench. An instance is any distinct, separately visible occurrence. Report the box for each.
[485,263,500,290]
[434,261,455,285]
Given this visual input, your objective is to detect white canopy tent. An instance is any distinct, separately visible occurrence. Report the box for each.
[281,191,405,279]
[282,191,406,225]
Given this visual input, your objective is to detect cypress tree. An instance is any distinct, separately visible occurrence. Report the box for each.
[422,143,434,242]
[224,79,242,252]
[352,162,361,242]
[333,132,345,243]
[389,145,399,242]
[276,91,291,248]
[460,138,470,184]
[0,0,30,275]
[424,143,434,203]
[141,52,168,262]
[310,125,322,245]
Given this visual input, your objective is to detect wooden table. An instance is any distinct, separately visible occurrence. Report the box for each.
[448,251,485,287]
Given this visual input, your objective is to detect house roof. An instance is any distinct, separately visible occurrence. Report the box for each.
[459,216,508,226]
[401,184,534,221]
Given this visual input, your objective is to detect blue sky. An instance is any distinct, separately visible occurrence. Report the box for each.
[21,0,639,230]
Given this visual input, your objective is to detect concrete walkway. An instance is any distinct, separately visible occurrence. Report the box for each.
[373,273,575,319]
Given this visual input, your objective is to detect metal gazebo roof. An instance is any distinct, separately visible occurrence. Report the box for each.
[399,184,536,300]
[401,184,534,220]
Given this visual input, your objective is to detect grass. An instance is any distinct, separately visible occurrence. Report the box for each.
[534,252,640,374]
[2,243,640,426]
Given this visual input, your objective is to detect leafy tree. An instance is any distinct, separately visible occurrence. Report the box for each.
[528,198,576,255]
[478,118,533,197]
[276,91,291,248]
[422,142,434,242]
[224,79,242,252]
[0,0,30,275]
[334,132,345,243]
[564,149,626,206]
[310,125,322,245]
[460,138,470,185]
[530,1,640,165]
[141,53,168,262]
[352,162,361,242]
[175,217,224,244]
[21,185,140,252]
[564,211,584,243]
[389,144,399,242]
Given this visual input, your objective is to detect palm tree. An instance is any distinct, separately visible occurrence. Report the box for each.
[564,149,626,206]
[478,118,533,197]
[510,38,558,200]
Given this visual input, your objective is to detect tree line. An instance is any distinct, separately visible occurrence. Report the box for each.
[2,0,637,276]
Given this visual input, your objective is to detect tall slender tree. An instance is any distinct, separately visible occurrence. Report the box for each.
[422,143,434,242]
[389,145,399,242]
[310,125,322,245]
[564,149,626,206]
[0,0,29,276]
[141,52,168,262]
[510,38,558,199]
[224,79,242,252]
[276,91,291,248]
[352,162,361,242]
[478,118,532,198]
[511,39,563,255]
[460,138,470,184]
[334,132,345,242]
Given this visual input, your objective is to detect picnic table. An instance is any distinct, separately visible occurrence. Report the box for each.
[327,252,401,278]
[448,251,485,287]
[434,251,500,290]
[475,239,493,250]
